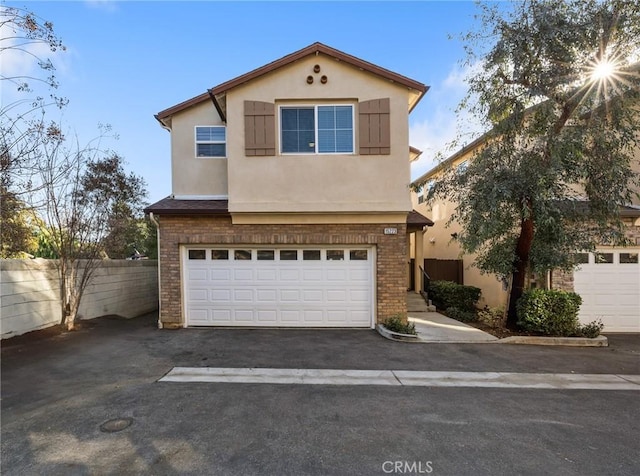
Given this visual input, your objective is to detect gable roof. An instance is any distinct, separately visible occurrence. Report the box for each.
[156,42,428,125]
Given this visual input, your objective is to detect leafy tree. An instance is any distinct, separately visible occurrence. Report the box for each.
[77,153,149,258]
[420,0,640,326]
[38,134,148,330]
[0,186,39,257]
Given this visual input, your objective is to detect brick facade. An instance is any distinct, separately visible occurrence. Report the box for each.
[158,215,407,327]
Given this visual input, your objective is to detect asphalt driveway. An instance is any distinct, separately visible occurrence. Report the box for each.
[1,313,639,475]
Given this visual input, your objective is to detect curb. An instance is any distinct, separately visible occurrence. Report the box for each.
[497,335,609,347]
[376,324,419,342]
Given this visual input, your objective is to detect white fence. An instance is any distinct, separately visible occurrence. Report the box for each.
[1,259,158,339]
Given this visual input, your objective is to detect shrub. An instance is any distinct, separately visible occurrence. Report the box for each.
[428,280,481,312]
[383,315,417,335]
[477,306,505,328]
[577,320,604,338]
[516,289,582,336]
[445,306,476,323]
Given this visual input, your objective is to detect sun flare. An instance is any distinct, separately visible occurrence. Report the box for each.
[591,59,616,81]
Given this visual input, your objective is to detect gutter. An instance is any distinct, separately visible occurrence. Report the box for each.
[148,212,163,329]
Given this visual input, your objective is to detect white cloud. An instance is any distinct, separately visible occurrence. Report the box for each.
[85,1,119,13]
[410,63,484,181]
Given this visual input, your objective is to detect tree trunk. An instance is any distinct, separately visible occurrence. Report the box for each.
[506,214,535,328]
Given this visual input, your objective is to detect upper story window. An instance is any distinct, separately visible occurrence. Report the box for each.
[195,126,226,158]
[280,105,354,154]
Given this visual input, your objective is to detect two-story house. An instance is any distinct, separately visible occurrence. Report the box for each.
[145,43,432,329]
[411,135,640,333]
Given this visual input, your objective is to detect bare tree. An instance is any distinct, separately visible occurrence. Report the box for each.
[1,5,68,197]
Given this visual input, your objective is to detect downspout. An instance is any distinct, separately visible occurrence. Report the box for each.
[149,212,163,329]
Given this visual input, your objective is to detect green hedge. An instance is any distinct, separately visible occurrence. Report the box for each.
[428,280,481,312]
[516,289,582,336]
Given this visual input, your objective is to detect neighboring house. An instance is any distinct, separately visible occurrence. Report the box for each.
[145,42,432,329]
[411,136,640,332]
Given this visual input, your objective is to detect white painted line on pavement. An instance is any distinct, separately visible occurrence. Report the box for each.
[159,368,640,390]
[161,367,400,386]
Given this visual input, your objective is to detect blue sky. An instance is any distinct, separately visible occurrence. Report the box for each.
[3,1,486,203]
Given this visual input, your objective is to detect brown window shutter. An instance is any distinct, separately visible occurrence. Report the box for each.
[244,101,275,156]
[359,98,390,155]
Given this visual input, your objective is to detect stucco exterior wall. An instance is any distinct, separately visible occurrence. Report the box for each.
[1,260,158,339]
[171,101,228,197]
[226,55,412,214]
[166,53,414,214]
[157,215,407,327]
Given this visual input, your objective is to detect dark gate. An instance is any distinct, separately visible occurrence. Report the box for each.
[423,259,463,284]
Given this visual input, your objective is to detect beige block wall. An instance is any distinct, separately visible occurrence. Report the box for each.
[1,260,158,339]
[157,215,408,327]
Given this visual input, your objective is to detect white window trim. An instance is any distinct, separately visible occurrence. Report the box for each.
[278,104,355,155]
[194,125,227,159]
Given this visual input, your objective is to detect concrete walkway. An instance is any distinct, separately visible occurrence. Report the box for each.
[406,291,499,343]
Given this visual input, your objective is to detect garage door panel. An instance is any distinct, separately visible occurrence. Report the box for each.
[257,289,277,302]
[233,289,254,301]
[234,310,255,322]
[212,309,232,322]
[280,289,301,302]
[211,269,231,280]
[281,310,302,322]
[302,269,323,281]
[233,269,253,281]
[327,310,347,322]
[189,289,208,301]
[188,269,208,281]
[185,246,374,328]
[327,290,347,301]
[189,309,209,323]
[350,289,369,302]
[257,310,277,322]
[303,289,323,301]
[349,269,369,281]
[279,269,300,281]
[326,269,348,281]
[257,269,277,281]
[211,289,231,301]
[304,310,324,322]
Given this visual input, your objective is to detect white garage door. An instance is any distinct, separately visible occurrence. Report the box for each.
[573,249,640,332]
[183,247,375,328]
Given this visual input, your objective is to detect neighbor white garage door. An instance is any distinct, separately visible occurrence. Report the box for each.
[573,249,640,332]
[183,247,375,328]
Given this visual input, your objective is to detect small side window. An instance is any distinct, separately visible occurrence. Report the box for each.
[211,250,229,260]
[327,250,345,261]
[620,253,639,264]
[234,250,252,260]
[595,253,613,264]
[188,250,206,260]
[350,250,368,261]
[196,126,226,157]
[280,250,298,261]
[303,250,321,260]
[257,250,275,261]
